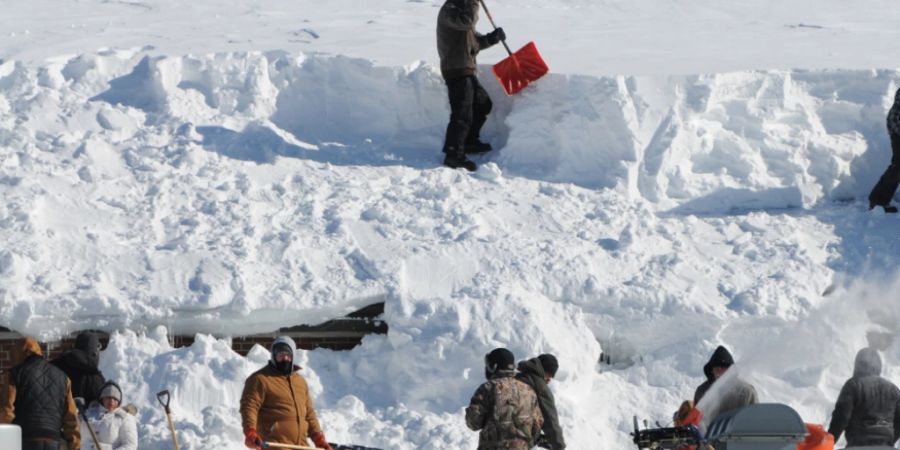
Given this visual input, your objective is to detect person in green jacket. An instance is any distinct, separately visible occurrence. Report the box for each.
[517,354,565,449]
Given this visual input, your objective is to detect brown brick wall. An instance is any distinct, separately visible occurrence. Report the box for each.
[0,332,371,380]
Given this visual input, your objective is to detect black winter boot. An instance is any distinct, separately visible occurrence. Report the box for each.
[869,201,899,213]
[465,140,493,154]
[443,153,477,171]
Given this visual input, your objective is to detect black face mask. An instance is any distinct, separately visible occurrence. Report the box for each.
[274,360,293,374]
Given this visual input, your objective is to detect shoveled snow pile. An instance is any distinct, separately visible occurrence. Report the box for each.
[3,50,900,338]
[3,0,900,449]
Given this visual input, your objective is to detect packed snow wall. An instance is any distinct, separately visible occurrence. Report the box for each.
[1,50,897,336]
[3,50,900,449]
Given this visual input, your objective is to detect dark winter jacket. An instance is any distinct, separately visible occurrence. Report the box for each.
[466,370,543,450]
[436,0,499,80]
[888,88,900,137]
[828,348,900,447]
[693,346,757,422]
[517,358,566,449]
[52,332,105,406]
[0,337,81,449]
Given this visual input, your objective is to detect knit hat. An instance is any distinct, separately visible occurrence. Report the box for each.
[485,348,516,376]
[99,382,123,404]
[538,353,559,378]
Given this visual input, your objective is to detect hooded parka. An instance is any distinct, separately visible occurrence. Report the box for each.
[693,346,757,422]
[828,348,900,447]
[516,358,566,449]
[52,332,106,406]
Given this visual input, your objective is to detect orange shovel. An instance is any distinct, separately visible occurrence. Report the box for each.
[479,0,549,95]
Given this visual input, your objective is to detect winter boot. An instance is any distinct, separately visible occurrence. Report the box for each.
[443,152,477,171]
[869,201,899,213]
[465,140,493,154]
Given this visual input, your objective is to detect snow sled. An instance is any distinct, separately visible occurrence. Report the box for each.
[0,424,22,450]
[633,403,834,450]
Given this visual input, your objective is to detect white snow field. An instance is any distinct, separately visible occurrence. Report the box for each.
[3,0,900,449]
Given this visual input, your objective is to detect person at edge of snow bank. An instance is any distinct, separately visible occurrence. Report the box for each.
[828,347,900,447]
[517,354,566,449]
[466,347,544,449]
[79,381,137,450]
[436,0,505,172]
[869,87,900,213]
[688,345,758,424]
[0,336,81,450]
[240,336,333,450]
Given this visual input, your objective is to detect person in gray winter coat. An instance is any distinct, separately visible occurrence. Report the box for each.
[828,348,900,447]
[516,354,565,450]
[869,88,900,213]
[436,0,505,172]
[693,346,757,423]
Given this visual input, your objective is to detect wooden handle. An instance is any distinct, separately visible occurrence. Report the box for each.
[263,443,318,450]
[79,410,104,450]
[478,0,512,55]
[164,410,181,450]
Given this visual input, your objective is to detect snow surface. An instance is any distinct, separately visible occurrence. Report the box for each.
[2,1,900,449]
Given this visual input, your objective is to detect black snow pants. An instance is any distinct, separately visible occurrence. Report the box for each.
[442,75,492,156]
[869,133,900,207]
[23,440,61,450]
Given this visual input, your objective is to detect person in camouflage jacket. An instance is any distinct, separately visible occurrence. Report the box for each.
[466,348,543,449]
[869,87,900,213]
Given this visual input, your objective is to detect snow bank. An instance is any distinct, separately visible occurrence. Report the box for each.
[96,290,598,450]
[2,48,897,336]
[76,51,900,207]
[97,274,900,449]
[4,49,900,449]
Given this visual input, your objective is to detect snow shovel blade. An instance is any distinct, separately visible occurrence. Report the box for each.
[492,41,549,96]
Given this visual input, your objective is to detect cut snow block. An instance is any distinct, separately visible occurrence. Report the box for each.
[0,424,21,450]
[705,403,807,450]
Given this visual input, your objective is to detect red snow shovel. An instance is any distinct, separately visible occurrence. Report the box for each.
[479,0,549,96]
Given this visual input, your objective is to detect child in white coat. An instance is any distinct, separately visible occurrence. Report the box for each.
[80,381,138,450]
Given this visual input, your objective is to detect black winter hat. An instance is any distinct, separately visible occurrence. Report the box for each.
[485,348,516,375]
[538,354,559,377]
[703,346,735,380]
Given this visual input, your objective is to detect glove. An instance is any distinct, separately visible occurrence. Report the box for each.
[673,400,702,426]
[244,428,262,449]
[488,27,506,45]
[536,434,552,449]
[311,431,334,450]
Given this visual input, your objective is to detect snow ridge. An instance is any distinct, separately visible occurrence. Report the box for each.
[3,49,900,449]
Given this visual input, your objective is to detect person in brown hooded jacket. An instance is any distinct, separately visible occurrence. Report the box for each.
[240,336,332,450]
[0,337,80,450]
[436,0,505,171]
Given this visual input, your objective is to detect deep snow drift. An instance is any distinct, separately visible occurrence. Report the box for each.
[3,0,900,449]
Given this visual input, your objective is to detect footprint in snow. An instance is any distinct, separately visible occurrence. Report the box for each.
[293,28,319,39]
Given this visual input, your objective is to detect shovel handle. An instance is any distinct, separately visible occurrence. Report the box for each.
[156,390,171,413]
[261,443,317,450]
[478,0,513,56]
